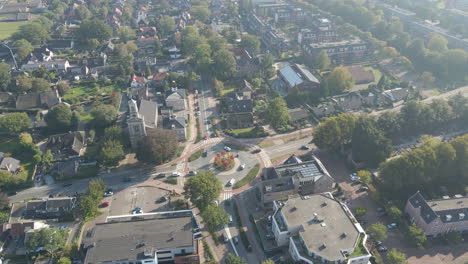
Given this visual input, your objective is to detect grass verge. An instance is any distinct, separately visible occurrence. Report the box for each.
[233,164,260,189]
[258,140,275,148]
[188,149,204,162]
[270,151,296,164]
[195,117,202,143]
[233,202,251,251]
[202,238,218,264]
[164,178,177,185]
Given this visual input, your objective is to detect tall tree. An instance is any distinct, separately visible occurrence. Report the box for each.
[323,66,354,95]
[225,253,247,264]
[91,104,118,128]
[26,228,67,257]
[366,223,387,241]
[314,50,331,70]
[212,49,236,80]
[240,34,260,55]
[75,19,112,42]
[265,97,290,130]
[200,204,229,232]
[0,112,31,134]
[12,39,33,63]
[99,140,125,166]
[387,249,407,264]
[190,5,211,22]
[12,23,50,44]
[136,129,178,165]
[0,62,11,91]
[313,113,357,149]
[45,104,72,133]
[158,15,176,37]
[426,33,448,52]
[184,171,222,210]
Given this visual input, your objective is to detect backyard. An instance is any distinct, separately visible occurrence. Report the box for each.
[0,137,36,187]
[63,84,119,104]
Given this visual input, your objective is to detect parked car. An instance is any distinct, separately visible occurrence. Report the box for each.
[207,120,211,124]
[222,233,229,243]
[156,196,168,203]
[387,223,398,229]
[239,164,245,170]
[233,236,239,244]
[224,146,232,152]
[350,173,360,181]
[188,170,197,176]
[252,149,261,154]
[171,172,182,177]
[300,145,310,150]
[202,151,208,157]
[154,173,166,179]
[100,202,110,207]
[229,215,233,224]
[375,240,383,246]
[377,246,388,252]
[358,186,369,192]
[133,206,143,214]
[226,178,235,187]
[104,190,114,197]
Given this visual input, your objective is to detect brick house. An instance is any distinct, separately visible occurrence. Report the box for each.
[223,94,254,129]
[405,191,468,236]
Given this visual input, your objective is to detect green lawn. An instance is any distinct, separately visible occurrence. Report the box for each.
[0,21,27,40]
[233,164,260,189]
[0,138,21,153]
[188,149,204,162]
[63,84,118,103]
[220,87,235,96]
[0,137,35,184]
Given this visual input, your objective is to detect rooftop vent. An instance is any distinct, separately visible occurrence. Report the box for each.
[320,223,327,227]
[454,194,463,198]
[319,243,327,250]
[321,201,328,207]
[143,247,153,257]
[446,215,452,221]
[341,232,347,238]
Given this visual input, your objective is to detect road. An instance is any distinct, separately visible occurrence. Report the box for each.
[197,77,214,138]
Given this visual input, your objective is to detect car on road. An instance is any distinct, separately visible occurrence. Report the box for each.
[171,172,182,177]
[195,111,201,116]
[133,206,143,214]
[188,170,197,176]
[154,173,166,179]
[350,173,360,181]
[233,236,239,244]
[202,151,208,157]
[229,215,233,224]
[222,233,229,243]
[104,189,113,197]
[387,223,398,229]
[239,164,245,170]
[156,196,168,203]
[300,145,310,150]
[377,245,388,252]
[100,202,110,207]
[252,149,261,154]
[224,146,232,152]
[358,186,369,192]
[62,183,72,187]
[226,178,235,187]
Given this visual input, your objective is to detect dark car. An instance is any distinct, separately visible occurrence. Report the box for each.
[202,151,208,157]
[154,173,166,179]
[7,191,18,196]
[252,149,261,154]
[300,145,310,150]
[377,246,388,252]
[156,196,168,203]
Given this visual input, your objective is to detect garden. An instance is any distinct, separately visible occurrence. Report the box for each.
[213,151,235,171]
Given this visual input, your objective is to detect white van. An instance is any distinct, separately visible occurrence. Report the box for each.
[227,178,235,186]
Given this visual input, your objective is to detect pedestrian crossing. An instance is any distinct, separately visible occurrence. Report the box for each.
[221,189,233,201]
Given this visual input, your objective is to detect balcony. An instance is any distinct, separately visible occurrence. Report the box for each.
[274,212,287,232]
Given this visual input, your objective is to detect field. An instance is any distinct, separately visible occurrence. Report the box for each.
[0,21,27,40]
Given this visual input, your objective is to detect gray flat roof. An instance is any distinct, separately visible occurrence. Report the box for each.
[139,99,158,128]
[85,215,194,264]
[281,194,360,261]
[279,65,303,88]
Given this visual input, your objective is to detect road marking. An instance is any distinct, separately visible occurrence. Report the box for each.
[222,189,233,200]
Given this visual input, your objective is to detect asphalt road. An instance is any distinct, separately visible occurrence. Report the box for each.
[264,136,313,159]
[197,77,214,138]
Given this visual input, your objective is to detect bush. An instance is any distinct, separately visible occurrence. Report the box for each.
[214,151,235,171]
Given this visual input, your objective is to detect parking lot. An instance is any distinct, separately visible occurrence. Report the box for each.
[106,186,172,216]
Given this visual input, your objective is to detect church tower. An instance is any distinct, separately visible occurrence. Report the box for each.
[127,99,146,149]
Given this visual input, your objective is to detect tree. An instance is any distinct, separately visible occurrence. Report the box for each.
[200,204,229,232]
[261,261,275,264]
[12,39,33,62]
[19,132,33,144]
[387,249,407,264]
[426,33,448,52]
[354,206,368,218]
[103,125,126,143]
[240,34,260,55]
[43,149,53,169]
[99,140,124,167]
[26,228,67,257]
[190,5,211,22]
[191,41,212,74]
[0,192,10,210]
[357,170,372,185]
[313,113,357,149]
[158,15,176,37]
[91,104,117,128]
[15,75,32,93]
[75,19,112,42]
[225,253,247,264]
[181,26,201,55]
[0,62,11,91]
[260,53,274,78]
[387,206,403,221]
[45,104,72,133]
[366,223,387,241]
[314,50,331,70]
[119,26,136,43]
[56,257,72,264]
[420,72,435,89]
[265,97,290,131]
[352,117,393,167]
[377,111,401,138]
[184,171,222,210]
[12,23,50,44]
[408,224,426,247]
[213,49,236,80]
[136,129,178,165]
[324,67,354,95]
[31,78,50,92]
[80,179,105,219]
[0,112,31,134]
[0,211,9,223]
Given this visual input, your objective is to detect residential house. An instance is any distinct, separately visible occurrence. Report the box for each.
[20,59,70,72]
[127,99,158,149]
[164,116,187,141]
[168,46,182,59]
[15,90,61,109]
[8,222,48,239]
[0,92,14,106]
[130,75,148,88]
[259,155,335,207]
[137,26,157,37]
[83,211,202,264]
[46,131,86,159]
[224,94,254,129]
[405,191,468,236]
[303,39,371,65]
[0,153,20,173]
[152,72,170,88]
[239,80,253,100]
[81,52,108,68]
[50,160,80,179]
[381,88,409,105]
[24,197,77,220]
[297,18,339,45]
[166,89,187,111]
[46,39,75,50]
[278,64,320,93]
[272,193,371,264]
[230,48,260,78]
